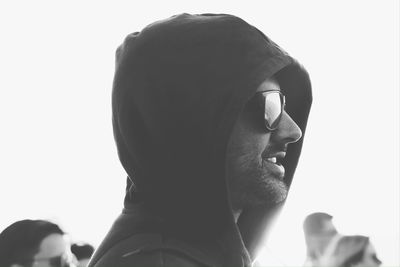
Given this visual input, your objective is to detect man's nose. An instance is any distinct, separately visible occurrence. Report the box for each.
[272,111,302,144]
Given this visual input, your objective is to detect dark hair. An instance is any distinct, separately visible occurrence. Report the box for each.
[335,235,370,267]
[71,243,94,260]
[342,247,365,267]
[0,219,64,267]
[303,212,337,236]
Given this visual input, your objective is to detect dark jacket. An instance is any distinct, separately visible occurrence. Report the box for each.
[89,13,312,267]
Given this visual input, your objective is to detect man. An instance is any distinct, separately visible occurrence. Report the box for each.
[89,13,312,267]
[0,219,77,267]
[303,212,340,266]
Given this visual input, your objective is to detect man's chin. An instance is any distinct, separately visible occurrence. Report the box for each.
[253,179,288,206]
[228,168,289,210]
[235,184,288,210]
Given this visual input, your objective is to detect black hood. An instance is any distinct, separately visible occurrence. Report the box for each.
[112,13,312,263]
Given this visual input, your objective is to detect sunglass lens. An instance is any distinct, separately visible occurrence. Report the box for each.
[264,92,283,130]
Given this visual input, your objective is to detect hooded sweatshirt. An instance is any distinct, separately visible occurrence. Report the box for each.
[89,13,312,267]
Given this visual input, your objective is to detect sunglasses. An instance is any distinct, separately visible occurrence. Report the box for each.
[245,90,285,131]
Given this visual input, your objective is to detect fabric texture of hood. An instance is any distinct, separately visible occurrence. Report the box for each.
[109,13,312,265]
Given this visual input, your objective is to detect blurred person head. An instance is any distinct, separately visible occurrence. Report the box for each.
[320,235,382,267]
[71,243,94,267]
[0,219,76,267]
[303,212,339,262]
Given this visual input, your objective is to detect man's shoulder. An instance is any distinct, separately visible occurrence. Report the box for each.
[91,233,215,267]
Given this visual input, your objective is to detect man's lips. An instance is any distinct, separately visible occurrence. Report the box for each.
[262,151,286,163]
[262,151,286,179]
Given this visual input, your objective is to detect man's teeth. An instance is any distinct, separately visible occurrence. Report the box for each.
[267,157,277,163]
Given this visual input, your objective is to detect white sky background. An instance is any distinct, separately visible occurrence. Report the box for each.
[0,1,398,266]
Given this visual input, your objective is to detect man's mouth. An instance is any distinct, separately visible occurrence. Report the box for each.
[263,151,286,164]
[262,152,286,178]
[264,157,277,163]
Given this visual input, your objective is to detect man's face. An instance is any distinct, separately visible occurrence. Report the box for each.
[31,234,76,267]
[226,76,302,212]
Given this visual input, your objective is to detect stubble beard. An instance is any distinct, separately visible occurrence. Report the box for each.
[228,157,288,212]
